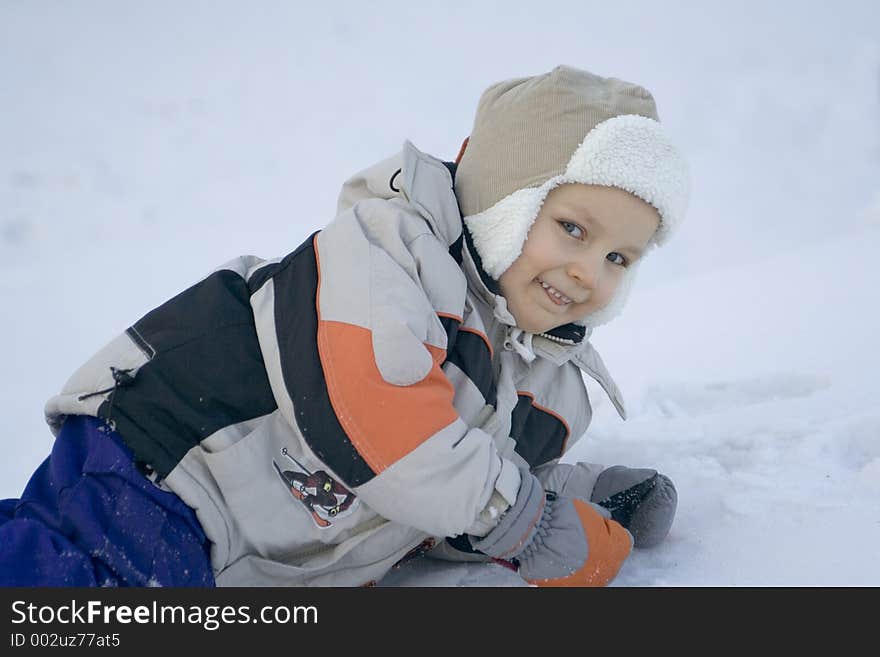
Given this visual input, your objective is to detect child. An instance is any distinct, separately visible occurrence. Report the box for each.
[0,65,689,587]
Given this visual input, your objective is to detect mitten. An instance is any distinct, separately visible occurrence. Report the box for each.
[590,465,677,548]
[469,470,632,586]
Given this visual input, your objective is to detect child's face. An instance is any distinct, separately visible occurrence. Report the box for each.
[498,183,660,334]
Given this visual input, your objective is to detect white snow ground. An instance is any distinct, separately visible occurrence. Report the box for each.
[581,222,880,586]
[2,1,878,585]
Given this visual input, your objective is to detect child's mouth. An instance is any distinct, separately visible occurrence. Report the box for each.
[538,280,573,306]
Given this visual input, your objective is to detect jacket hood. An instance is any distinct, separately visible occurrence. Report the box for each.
[336,140,463,250]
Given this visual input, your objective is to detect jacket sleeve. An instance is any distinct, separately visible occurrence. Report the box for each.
[248,199,522,538]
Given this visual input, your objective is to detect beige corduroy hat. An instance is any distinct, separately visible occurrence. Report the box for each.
[455,65,690,328]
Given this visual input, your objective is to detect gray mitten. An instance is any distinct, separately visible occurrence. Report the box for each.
[591,465,677,548]
[469,469,632,587]
[536,462,677,549]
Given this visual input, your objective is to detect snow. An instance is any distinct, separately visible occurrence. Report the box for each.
[2,1,878,585]
[581,223,880,585]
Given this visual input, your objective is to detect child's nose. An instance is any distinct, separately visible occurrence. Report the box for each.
[566,256,601,290]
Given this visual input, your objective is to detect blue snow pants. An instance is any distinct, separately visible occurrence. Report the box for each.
[0,415,215,586]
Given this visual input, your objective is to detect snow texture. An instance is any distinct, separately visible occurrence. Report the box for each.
[1,1,878,585]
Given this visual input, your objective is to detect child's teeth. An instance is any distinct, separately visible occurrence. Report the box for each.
[540,281,571,303]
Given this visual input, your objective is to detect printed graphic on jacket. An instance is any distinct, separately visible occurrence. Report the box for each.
[273,447,359,528]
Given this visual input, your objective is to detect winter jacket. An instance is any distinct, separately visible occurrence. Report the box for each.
[43,141,627,586]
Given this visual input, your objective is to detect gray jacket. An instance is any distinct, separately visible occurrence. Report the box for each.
[44,141,625,586]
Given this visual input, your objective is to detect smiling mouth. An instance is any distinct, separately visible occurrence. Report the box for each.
[538,280,574,306]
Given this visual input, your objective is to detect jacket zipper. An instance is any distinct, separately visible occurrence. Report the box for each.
[536,332,577,345]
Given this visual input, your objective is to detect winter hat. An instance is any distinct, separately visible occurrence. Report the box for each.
[455,65,690,327]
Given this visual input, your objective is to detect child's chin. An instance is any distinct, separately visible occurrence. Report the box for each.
[516,304,574,333]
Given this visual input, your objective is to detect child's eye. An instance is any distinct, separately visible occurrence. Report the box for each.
[559,221,584,239]
[607,252,628,267]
